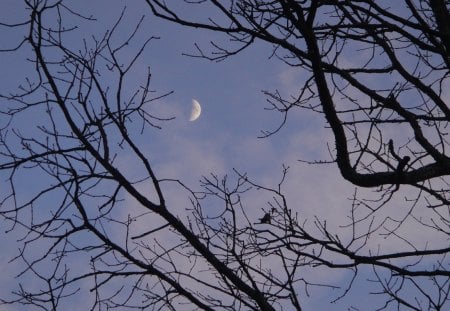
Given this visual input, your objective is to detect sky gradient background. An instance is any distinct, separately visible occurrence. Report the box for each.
[0,1,444,310]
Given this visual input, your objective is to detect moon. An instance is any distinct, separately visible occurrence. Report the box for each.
[189,99,202,122]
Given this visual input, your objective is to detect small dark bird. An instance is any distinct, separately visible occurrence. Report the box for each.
[396,156,410,173]
[388,139,411,174]
[259,212,271,224]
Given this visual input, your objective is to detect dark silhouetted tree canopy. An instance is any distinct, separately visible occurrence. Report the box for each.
[0,1,449,310]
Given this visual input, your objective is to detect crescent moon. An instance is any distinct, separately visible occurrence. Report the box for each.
[189,99,202,121]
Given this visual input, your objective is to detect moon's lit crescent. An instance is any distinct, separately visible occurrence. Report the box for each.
[189,99,202,121]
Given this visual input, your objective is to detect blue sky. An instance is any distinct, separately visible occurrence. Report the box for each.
[0,1,447,310]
